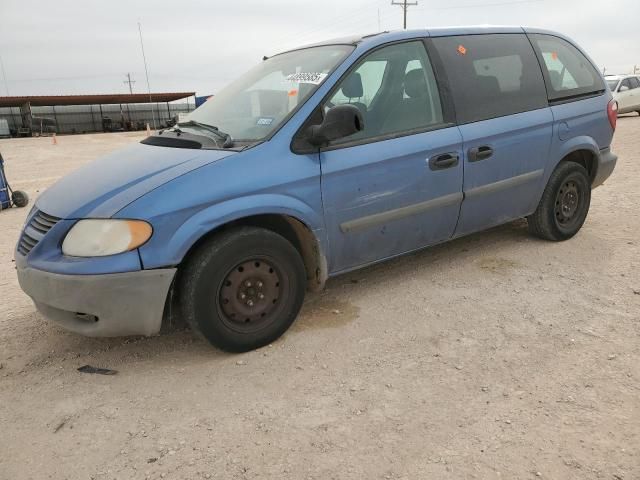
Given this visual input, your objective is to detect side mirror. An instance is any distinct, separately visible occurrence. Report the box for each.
[619,85,630,92]
[307,104,364,146]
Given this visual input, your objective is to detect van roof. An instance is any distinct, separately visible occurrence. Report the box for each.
[279,25,568,55]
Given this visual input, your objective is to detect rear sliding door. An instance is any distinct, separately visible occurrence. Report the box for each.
[429,33,553,236]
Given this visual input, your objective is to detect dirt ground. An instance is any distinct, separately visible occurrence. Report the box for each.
[0,120,638,480]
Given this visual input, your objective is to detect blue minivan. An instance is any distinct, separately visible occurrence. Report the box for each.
[16,26,617,351]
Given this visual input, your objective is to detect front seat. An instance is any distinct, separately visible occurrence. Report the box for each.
[381,69,433,133]
[338,72,368,117]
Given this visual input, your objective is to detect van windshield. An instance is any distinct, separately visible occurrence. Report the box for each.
[187,45,354,143]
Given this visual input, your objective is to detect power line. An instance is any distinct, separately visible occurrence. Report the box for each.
[268,0,389,52]
[123,73,136,94]
[413,0,543,11]
[391,0,418,29]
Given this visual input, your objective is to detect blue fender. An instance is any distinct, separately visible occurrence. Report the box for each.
[540,134,600,188]
[137,193,327,270]
[526,135,600,215]
[552,135,599,168]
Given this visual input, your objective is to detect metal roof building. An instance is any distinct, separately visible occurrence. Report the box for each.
[0,92,196,136]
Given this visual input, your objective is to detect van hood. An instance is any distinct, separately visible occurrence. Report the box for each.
[36,143,235,219]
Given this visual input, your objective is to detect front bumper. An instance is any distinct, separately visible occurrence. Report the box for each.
[592,147,618,188]
[17,263,176,337]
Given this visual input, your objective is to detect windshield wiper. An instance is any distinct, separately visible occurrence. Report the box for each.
[176,120,234,148]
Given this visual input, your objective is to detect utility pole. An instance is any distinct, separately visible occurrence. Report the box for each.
[138,21,157,129]
[123,73,136,94]
[391,0,418,30]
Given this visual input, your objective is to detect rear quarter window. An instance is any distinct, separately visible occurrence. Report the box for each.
[529,34,605,102]
[431,34,548,124]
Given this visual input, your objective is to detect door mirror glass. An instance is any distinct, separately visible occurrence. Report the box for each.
[306,104,364,146]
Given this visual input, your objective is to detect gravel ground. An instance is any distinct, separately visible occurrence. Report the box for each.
[0,119,638,480]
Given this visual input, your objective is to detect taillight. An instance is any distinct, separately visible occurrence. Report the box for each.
[607,99,618,131]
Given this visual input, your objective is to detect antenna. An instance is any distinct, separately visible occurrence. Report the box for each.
[0,53,10,96]
[138,21,157,129]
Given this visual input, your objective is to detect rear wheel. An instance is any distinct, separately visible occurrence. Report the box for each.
[11,190,29,208]
[179,227,306,352]
[527,162,591,241]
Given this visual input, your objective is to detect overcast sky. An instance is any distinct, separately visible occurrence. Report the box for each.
[0,0,638,97]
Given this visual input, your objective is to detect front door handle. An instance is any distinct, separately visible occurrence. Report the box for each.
[429,152,459,171]
[468,145,494,162]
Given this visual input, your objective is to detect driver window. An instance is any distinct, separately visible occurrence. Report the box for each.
[326,41,444,144]
[329,60,387,109]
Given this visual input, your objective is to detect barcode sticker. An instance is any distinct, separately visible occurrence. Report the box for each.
[285,72,328,85]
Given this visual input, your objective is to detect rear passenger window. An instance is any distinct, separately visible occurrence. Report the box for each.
[529,34,605,101]
[431,34,547,124]
[629,77,640,89]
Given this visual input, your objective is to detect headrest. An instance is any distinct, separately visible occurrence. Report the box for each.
[548,70,561,89]
[476,75,501,96]
[341,72,363,98]
[404,69,427,99]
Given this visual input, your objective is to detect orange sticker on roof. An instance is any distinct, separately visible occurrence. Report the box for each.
[288,89,298,97]
[457,45,467,55]
[551,52,558,60]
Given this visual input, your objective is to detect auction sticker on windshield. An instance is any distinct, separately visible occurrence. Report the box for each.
[285,72,328,84]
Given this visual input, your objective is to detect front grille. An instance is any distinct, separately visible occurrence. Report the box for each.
[17,210,61,256]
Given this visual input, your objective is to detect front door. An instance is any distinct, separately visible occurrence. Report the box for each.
[429,33,553,236]
[319,40,463,273]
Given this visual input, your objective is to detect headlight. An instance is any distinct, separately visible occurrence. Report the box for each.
[62,219,153,257]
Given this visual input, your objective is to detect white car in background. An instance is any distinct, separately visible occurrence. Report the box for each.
[606,74,640,115]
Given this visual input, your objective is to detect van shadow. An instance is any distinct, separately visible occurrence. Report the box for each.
[15,218,548,372]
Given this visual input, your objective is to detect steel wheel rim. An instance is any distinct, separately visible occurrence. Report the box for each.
[217,257,286,333]
[554,180,582,227]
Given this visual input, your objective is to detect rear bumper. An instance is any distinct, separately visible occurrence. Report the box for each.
[593,147,618,188]
[17,262,176,337]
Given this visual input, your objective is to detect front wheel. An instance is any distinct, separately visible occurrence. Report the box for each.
[527,162,591,241]
[179,227,307,352]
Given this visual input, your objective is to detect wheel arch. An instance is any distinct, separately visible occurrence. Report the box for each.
[163,195,328,293]
[551,137,600,184]
[180,212,328,292]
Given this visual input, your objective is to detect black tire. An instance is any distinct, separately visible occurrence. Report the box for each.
[179,226,307,352]
[11,190,29,208]
[527,162,591,241]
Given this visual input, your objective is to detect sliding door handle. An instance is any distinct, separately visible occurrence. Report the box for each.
[468,145,494,162]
